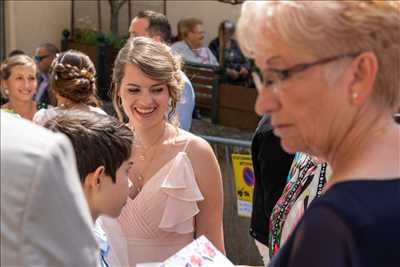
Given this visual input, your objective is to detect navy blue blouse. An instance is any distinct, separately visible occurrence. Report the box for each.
[268,178,400,267]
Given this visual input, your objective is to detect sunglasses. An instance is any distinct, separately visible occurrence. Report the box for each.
[34,54,51,62]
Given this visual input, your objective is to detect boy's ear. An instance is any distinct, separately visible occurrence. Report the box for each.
[153,34,162,43]
[83,166,105,190]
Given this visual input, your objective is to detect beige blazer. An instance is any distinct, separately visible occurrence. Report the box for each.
[0,111,99,266]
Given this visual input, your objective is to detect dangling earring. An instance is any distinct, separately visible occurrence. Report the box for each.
[118,96,123,107]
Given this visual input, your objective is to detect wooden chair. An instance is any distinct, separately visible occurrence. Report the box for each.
[182,61,220,123]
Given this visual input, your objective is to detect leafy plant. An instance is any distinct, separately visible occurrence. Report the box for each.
[74,16,97,45]
[74,16,127,49]
[104,32,127,50]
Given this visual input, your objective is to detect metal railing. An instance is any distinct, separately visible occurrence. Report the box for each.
[200,135,251,148]
[200,134,262,266]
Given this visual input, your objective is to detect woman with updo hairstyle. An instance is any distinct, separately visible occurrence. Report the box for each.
[1,55,42,120]
[100,37,224,266]
[33,50,106,125]
[237,1,400,267]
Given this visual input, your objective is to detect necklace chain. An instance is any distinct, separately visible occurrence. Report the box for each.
[129,124,168,197]
[134,124,166,160]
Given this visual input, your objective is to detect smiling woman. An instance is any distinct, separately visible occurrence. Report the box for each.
[0,55,39,120]
[102,37,225,266]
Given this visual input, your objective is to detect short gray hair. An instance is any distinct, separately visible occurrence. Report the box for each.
[237,1,400,111]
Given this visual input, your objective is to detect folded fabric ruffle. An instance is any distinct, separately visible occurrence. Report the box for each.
[159,152,204,234]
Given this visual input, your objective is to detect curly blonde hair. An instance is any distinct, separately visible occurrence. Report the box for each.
[112,37,184,123]
[237,1,400,111]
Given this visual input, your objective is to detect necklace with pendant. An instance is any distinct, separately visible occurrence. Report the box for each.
[129,124,167,196]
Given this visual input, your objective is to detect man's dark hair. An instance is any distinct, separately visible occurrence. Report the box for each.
[44,110,133,183]
[137,10,172,44]
[8,49,25,57]
[39,43,60,56]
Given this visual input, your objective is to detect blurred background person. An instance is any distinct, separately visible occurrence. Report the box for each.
[171,19,186,44]
[268,153,331,261]
[33,50,106,125]
[171,18,218,65]
[1,55,40,120]
[237,1,400,266]
[209,20,251,85]
[249,115,294,265]
[34,43,59,106]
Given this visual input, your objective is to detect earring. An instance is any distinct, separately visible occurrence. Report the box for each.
[352,92,359,100]
[4,89,9,95]
[118,97,123,107]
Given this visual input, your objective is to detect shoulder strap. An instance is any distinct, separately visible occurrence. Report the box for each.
[182,137,191,152]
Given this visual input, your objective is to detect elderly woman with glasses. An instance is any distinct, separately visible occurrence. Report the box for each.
[236,1,400,267]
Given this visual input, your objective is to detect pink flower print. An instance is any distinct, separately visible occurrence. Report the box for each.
[190,255,203,267]
[203,242,216,258]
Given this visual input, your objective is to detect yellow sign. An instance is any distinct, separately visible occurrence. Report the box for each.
[231,154,254,218]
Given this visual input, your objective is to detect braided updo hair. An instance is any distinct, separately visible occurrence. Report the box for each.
[50,50,99,106]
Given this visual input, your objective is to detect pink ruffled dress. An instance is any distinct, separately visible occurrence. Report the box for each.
[105,141,204,266]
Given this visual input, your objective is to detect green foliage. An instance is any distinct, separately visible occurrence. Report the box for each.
[75,27,97,45]
[74,16,127,50]
[104,32,127,50]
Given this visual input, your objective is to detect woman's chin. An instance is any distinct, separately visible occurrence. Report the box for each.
[15,96,34,103]
[280,139,305,155]
[130,115,164,130]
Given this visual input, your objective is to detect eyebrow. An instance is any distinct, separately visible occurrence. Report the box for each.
[126,82,165,88]
[266,55,283,66]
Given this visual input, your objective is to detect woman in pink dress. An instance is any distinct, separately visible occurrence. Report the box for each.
[102,36,225,266]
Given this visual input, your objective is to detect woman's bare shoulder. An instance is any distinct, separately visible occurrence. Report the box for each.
[175,128,211,151]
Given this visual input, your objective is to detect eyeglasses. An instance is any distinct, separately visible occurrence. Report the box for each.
[251,52,360,92]
[34,54,50,62]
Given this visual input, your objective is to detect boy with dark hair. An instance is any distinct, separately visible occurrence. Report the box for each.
[44,110,134,266]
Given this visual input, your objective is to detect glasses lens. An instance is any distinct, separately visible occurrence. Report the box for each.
[34,55,49,62]
[253,70,280,92]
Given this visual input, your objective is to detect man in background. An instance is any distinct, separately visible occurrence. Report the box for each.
[34,43,59,106]
[129,10,195,131]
